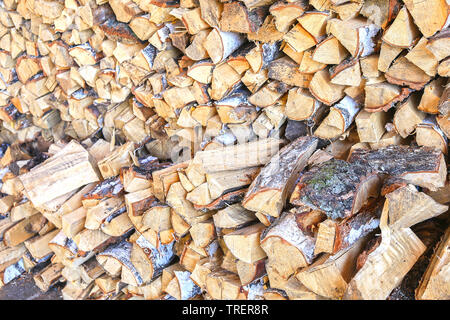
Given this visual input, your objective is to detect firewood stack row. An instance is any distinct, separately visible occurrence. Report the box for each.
[0,0,448,300]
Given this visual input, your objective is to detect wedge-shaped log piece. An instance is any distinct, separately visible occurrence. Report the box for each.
[193,137,283,173]
[385,184,448,230]
[198,0,222,28]
[290,159,381,220]
[82,176,124,208]
[269,1,307,33]
[309,69,345,106]
[416,226,450,300]
[364,82,411,112]
[314,96,360,139]
[418,78,446,115]
[268,57,312,88]
[261,211,316,281]
[403,0,449,38]
[297,11,330,43]
[205,269,244,300]
[213,204,256,230]
[3,213,48,247]
[165,269,201,300]
[97,240,144,287]
[19,140,99,208]
[382,7,420,48]
[182,7,210,34]
[16,56,42,83]
[206,167,259,200]
[360,0,401,29]
[189,219,216,248]
[416,116,449,154]
[285,88,325,122]
[189,258,217,291]
[296,235,368,299]
[124,188,157,217]
[355,110,387,143]
[121,165,156,193]
[242,136,318,217]
[327,18,380,57]
[33,262,64,292]
[236,258,266,286]
[315,200,382,255]
[385,57,431,90]
[204,27,245,64]
[283,23,317,53]
[62,207,87,239]
[405,37,439,77]
[243,41,278,74]
[220,1,267,33]
[348,146,447,191]
[97,142,134,179]
[152,161,189,202]
[10,200,38,222]
[73,229,115,254]
[426,29,450,62]
[248,80,290,107]
[223,223,266,264]
[25,229,59,262]
[393,94,426,138]
[330,58,362,87]
[85,197,124,230]
[137,203,172,235]
[166,182,208,221]
[0,243,26,272]
[283,275,325,300]
[312,36,348,65]
[131,234,175,283]
[345,200,426,300]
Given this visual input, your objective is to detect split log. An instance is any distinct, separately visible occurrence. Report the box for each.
[3,213,48,247]
[385,184,448,230]
[130,233,175,283]
[382,7,419,48]
[315,201,382,255]
[393,94,426,138]
[416,116,448,154]
[33,262,64,292]
[19,140,99,209]
[260,210,319,281]
[285,88,325,122]
[193,138,283,173]
[348,145,447,191]
[97,240,144,287]
[314,96,360,139]
[242,136,318,217]
[385,57,431,91]
[416,226,450,300]
[223,223,267,264]
[355,110,387,143]
[164,269,201,300]
[296,236,368,299]
[212,204,256,230]
[327,18,380,57]
[344,200,426,300]
[204,28,245,64]
[403,0,449,38]
[309,69,345,106]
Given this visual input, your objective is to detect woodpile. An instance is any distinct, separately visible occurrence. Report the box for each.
[0,0,449,300]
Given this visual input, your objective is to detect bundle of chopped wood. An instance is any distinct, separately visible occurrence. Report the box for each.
[0,0,449,300]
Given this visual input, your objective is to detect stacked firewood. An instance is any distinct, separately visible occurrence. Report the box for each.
[0,0,449,300]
